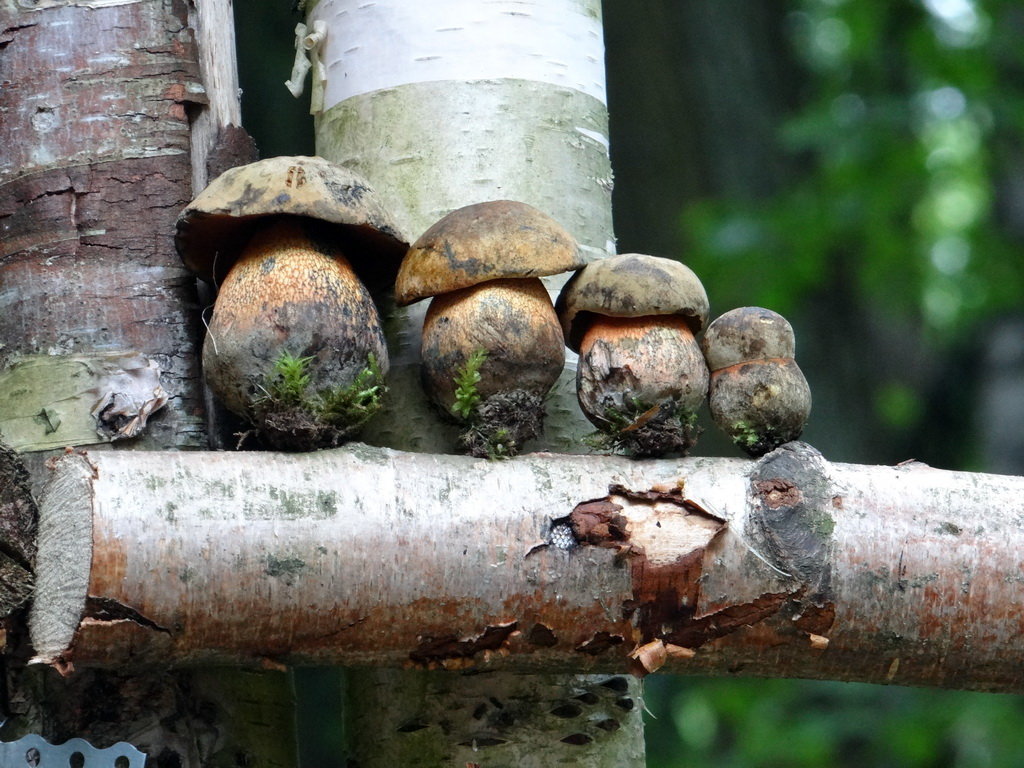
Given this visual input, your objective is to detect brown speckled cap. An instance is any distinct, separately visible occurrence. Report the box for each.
[393,200,585,306]
[556,253,709,353]
[175,155,408,285]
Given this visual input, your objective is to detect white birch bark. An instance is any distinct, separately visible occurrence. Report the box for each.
[28,444,1024,694]
[301,2,635,762]
[306,0,613,454]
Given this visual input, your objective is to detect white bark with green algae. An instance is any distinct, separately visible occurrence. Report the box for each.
[305,0,613,455]
[30,444,1024,694]
[303,1,633,762]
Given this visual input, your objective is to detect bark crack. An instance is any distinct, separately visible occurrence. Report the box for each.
[84,596,170,634]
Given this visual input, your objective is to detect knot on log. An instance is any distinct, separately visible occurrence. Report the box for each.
[748,441,835,606]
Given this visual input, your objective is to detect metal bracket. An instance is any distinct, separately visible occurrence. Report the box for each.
[0,734,146,767]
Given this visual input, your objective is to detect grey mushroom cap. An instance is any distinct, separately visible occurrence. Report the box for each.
[555,253,709,353]
[701,307,796,372]
[175,155,408,286]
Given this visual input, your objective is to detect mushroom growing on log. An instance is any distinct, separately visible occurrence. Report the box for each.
[556,253,710,457]
[701,306,812,457]
[393,200,585,458]
[176,155,408,450]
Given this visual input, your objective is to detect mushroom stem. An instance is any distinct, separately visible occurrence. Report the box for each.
[202,218,389,449]
[577,315,709,457]
[420,277,565,457]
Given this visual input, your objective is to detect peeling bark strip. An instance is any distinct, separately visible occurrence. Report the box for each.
[0,0,206,456]
[26,445,1024,692]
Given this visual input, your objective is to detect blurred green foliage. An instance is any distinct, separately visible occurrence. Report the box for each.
[641,3,1024,766]
[681,1,1024,343]
[645,676,1024,768]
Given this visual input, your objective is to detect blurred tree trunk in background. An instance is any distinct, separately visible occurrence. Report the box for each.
[603,0,801,258]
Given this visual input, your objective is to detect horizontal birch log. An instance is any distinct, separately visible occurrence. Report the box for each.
[27,442,1024,693]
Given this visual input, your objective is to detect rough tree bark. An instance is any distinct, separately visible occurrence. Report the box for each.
[0,1,297,765]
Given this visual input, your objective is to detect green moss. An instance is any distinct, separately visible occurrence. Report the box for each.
[451,348,488,421]
[587,398,700,458]
[254,351,387,450]
[265,554,307,578]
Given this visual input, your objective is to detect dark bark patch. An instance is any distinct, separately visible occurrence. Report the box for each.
[526,622,557,647]
[793,601,836,637]
[550,702,583,718]
[568,499,628,546]
[748,441,835,606]
[662,592,791,650]
[409,621,517,666]
[598,676,630,693]
[754,478,802,509]
[396,720,429,733]
[574,631,625,655]
[0,440,36,617]
[560,733,594,746]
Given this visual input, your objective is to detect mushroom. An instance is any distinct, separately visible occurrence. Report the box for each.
[393,200,585,458]
[556,253,710,457]
[175,155,408,450]
[701,306,811,457]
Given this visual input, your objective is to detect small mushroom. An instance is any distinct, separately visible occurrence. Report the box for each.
[701,306,811,457]
[175,155,408,450]
[394,200,585,458]
[556,254,710,457]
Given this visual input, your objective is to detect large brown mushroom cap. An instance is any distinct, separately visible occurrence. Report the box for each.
[556,253,709,353]
[176,155,408,285]
[394,200,585,306]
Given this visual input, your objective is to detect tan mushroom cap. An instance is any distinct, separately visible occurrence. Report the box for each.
[394,200,586,306]
[175,155,408,285]
[556,253,709,353]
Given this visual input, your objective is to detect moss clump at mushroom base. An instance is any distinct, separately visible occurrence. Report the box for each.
[577,315,709,458]
[202,219,389,450]
[420,277,565,458]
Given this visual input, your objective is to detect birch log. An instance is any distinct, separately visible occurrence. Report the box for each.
[29,443,1024,694]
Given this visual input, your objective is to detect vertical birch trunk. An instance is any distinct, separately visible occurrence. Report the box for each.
[303,1,644,764]
[0,1,297,764]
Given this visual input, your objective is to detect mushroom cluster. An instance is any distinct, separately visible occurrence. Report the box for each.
[394,200,585,458]
[556,254,710,457]
[176,155,407,450]
[702,306,811,457]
